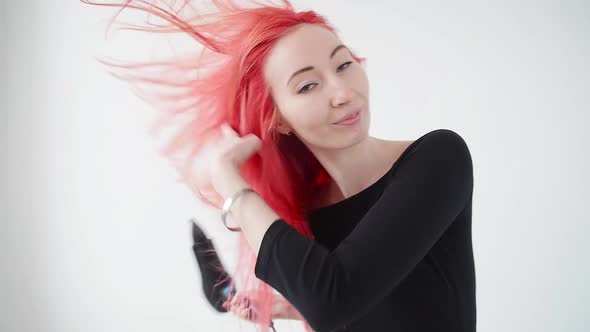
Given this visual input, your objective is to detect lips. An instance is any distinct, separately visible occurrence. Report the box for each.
[333,109,361,124]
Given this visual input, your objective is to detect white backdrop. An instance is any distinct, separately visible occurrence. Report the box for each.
[1,1,589,331]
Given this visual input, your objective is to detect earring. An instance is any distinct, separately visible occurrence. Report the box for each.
[273,108,292,136]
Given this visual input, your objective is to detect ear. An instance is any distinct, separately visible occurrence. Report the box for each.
[276,122,291,134]
[273,107,292,134]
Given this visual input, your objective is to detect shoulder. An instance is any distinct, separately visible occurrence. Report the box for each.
[391,129,474,200]
[413,129,471,162]
[382,129,471,174]
[398,129,473,187]
[420,128,468,149]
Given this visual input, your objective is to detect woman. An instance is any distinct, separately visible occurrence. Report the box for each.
[83,1,475,331]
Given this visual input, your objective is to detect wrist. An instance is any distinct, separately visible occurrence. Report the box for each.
[272,294,303,321]
[289,306,304,321]
[227,187,257,218]
[222,173,251,200]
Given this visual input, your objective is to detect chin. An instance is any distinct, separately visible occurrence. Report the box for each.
[340,114,369,138]
[333,128,371,150]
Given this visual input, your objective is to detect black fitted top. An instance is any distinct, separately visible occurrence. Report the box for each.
[254,129,476,332]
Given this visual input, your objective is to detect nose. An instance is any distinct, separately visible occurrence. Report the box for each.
[330,82,354,108]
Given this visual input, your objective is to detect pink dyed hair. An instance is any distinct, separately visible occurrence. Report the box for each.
[81,1,366,331]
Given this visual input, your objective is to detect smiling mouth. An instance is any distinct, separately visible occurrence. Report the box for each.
[332,110,361,125]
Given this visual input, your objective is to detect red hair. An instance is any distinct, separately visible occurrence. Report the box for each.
[81,1,366,331]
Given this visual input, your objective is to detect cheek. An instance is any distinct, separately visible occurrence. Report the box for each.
[352,68,369,93]
[309,107,328,124]
[285,100,326,129]
[296,109,326,130]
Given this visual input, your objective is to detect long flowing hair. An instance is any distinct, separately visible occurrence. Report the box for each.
[81,1,366,331]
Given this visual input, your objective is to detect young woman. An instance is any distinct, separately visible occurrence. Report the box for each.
[83,1,475,331]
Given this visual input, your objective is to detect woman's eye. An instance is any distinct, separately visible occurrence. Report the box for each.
[296,62,353,94]
[338,61,353,71]
[297,83,316,94]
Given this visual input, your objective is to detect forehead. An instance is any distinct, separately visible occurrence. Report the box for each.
[263,24,341,85]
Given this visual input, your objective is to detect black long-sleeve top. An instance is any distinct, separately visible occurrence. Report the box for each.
[254,129,476,332]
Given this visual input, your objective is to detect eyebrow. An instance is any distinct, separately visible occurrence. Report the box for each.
[286,44,348,86]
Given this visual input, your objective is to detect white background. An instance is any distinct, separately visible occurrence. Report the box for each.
[1,1,589,331]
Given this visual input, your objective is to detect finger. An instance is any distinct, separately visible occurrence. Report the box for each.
[230,295,247,309]
[239,305,256,320]
[240,306,248,317]
[245,134,262,149]
[229,300,241,314]
[221,123,237,138]
[233,302,249,319]
[224,294,233,305]
[238,297,249,310]
[229,295,238,307]
[220,124,229,138]
[223,296,234,310]
[233,135,262,163]
[248,306,259,320]
[242,307,253,320]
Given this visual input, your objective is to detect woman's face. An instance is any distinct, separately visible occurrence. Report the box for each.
[263,24,370,149]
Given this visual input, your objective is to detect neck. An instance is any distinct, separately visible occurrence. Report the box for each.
[309,136,393,201]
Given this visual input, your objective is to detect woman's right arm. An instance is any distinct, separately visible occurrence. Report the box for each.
[272,292,304,321]
[224,290,304,322]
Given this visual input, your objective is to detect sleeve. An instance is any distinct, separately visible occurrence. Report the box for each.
[254,129,474,332]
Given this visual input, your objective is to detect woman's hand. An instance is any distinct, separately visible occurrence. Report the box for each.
[269,292,304,321]
[209,123,262,199]
[222,289,303,322]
